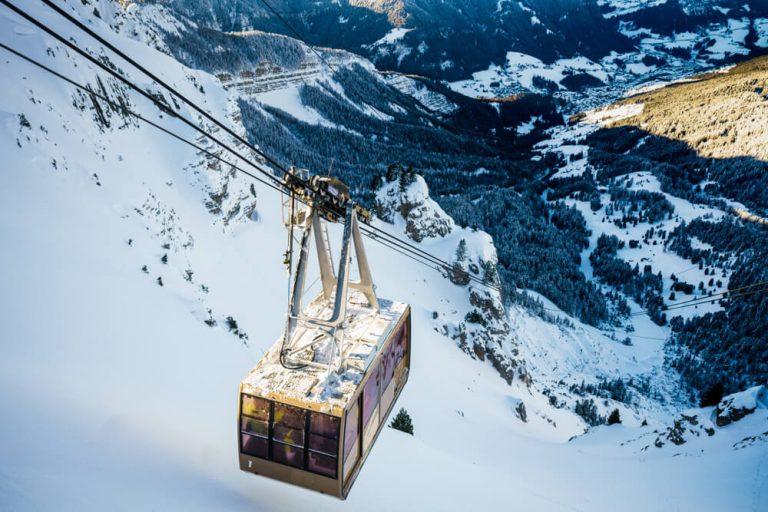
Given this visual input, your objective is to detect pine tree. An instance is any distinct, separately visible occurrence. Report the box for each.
[455,239,468,262]
[481,260,498,285]
[389,408,414,435]
[226,316,239,333]
[607,408,621,425]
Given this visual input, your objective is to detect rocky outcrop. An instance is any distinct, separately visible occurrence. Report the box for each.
[374,168,528,386]
[649,413,715,449]
[640,386,767,450]
[374,165,454,242]
[714,385,768,427]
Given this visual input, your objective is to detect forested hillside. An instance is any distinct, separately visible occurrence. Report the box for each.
[538,57,768,398]
[148,0,768,103]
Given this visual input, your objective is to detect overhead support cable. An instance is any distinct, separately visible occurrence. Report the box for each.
[662,279,768,309]
[34,0,513,285]
[0,41,286,195]
[6,25,765,322]
[39,0,294,177]
[0,1,506,295]
[629,281,768,317]
[1,0,286,191]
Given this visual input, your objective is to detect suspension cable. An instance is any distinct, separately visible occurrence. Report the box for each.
[36,0,505,290]
[40,0,295,178]
[0,2,505,294]
[661,286,768,313]
[5,32,764,322]
[0,40,444,278]
[662,279,768,309]
[0,0,292,200]
[0,41,286,196]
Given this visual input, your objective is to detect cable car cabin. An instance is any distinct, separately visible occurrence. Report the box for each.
[238,296,411,499]
[239,177,411,498]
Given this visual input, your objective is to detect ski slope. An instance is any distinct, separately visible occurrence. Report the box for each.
[1,2,767,511]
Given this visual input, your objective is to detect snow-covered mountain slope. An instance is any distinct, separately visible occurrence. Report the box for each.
[149,0,768,106]
[535,57,768,396]
[141,0,636,81]
[1,1,767,511]
[450,5,768,107]
[115,0,561,190]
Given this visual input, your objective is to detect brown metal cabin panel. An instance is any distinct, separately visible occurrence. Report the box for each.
[361,363,381,452]
[239,453,341,497]
[341,307,411,498]
[341,400,361,482]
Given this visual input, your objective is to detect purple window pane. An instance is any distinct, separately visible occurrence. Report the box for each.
[241,434,268,459]
[395,321,408,367]
[240,416,269,437]
[273,403,306,430]
[273,425,305,446]
[241,395,269,420]
[308,452,338,478]
[382,338,396,390]
[309,412,340,438]
[309,434,338,455]
[362,365,380,427]
[344,406,359,459]
[272,442,305,468]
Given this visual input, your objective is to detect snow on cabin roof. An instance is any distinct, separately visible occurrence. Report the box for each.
[240,291,408,417]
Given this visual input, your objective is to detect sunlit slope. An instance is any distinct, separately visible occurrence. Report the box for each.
[614,56,768,161]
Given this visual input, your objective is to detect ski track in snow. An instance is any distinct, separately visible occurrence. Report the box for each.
[0,2,767,511]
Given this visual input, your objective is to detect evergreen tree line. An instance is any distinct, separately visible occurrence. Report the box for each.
[667,218,768,396]
[589,234,666,325]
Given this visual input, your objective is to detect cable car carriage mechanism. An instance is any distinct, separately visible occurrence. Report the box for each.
[238,171,412,499]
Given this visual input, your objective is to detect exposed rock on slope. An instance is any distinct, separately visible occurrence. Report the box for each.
[374,168,527,385]
[636,385,767,449]
[374,167,454,242]
[715,385,768,427]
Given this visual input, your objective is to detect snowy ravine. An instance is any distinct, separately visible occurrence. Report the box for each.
[1,2,767,511]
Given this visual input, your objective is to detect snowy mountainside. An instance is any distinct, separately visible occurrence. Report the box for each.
[382,72,459,115]
[450,2,768,108]
[150,0,768,106]
[117,0,563,190]
[143,0,634,81]
[1,1,768,511]
[536,57,768,397]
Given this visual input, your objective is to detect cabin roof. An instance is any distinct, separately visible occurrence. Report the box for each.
[240,291,408,417]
